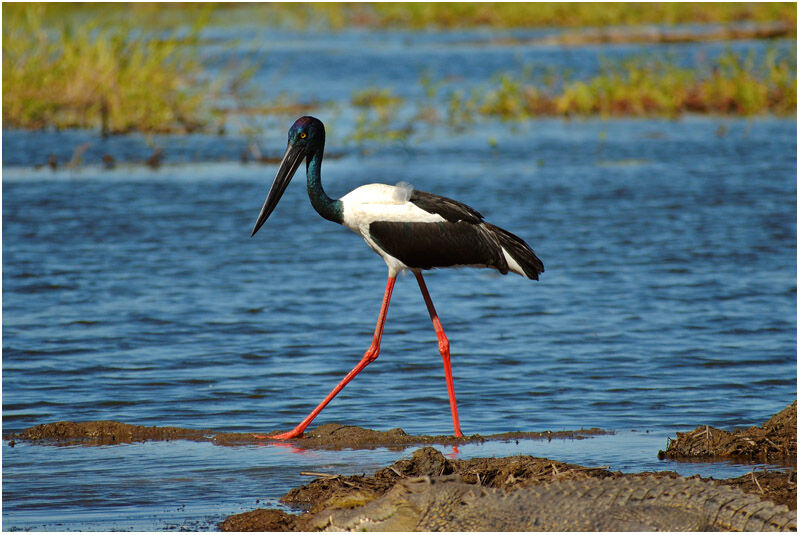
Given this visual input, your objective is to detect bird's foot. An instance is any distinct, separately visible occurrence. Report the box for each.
[267,429,304,440]
[251,429,304,440]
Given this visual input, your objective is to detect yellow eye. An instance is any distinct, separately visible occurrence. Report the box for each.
[299,132,307,139]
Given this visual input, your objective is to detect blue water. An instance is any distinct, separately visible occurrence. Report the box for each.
[3,21,797,532]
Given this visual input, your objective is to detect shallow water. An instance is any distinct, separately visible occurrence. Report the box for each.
[2,23,797,532]
[1,432,788,531]
[5,117,795,435]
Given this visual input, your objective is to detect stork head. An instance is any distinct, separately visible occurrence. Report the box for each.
[251,116,325,237]
[287,115,325,152]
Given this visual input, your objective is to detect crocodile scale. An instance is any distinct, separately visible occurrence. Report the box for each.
[314,475,797,531]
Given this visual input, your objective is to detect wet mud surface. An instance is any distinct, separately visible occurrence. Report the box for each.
[6,420,607,449]
[660,401,797,463]
[9,420,215,446]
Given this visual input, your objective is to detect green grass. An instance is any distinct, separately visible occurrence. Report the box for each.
[42,3,792,32]
[352,87,404,109]
[368,2,796,29]
[206,2,797,29]
[2,3,248,134]
[451,49,797,120]
[349,87,411,144]
[3,3,796,137]
[212,2,796,30]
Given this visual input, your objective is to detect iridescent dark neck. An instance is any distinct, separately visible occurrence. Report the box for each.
[306,145,343,224]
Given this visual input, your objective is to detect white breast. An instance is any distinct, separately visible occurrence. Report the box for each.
[340,183,445,231]
[339,183,446,276]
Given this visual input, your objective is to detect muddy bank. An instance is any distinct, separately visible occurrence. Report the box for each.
[7,420,607,449]
[659,401,797,463]
[10,404,796,530]
[219,446,797,531]
[256,423,606,450]
[9,420,215,446]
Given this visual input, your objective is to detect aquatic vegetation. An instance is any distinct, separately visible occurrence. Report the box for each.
[350,111,413,145]
[352,87,403,109]
[555,50,796,117]
[340,48,795,144]
[692,49,797,115]
[37,3,793,34]
[436,49,797,120]
[219,2,796,31]
[349,87,411,144]
[369,2,796,29]
[345,49,795,138]
[2,4,252,134]
[3,3,795,138]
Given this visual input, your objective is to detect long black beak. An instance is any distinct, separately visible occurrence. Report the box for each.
[250,143,306,237]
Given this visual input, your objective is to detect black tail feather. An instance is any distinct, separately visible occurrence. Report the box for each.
[485,223,544,280]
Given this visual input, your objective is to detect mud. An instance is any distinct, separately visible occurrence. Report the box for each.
[219,446,797,531]
[258,422,606,450]
[659,401,797,463]
[720,469,798,514]
[218,508,302,532]
[7,420,607,449]
[12,420,214,445]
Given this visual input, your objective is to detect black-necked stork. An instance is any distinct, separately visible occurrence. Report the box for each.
[251,116,543,439]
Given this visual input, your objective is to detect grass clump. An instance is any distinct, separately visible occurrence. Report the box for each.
[555,50,796,117]
[467,49,796,120]
[348,87,411,144]
[691,49,797,115]
[344,49,795,142]
[352,87,403,109]
[3,4,231,134]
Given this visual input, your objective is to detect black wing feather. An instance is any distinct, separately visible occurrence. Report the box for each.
[371,188,544,279]
[369,221,508,273]
[483,223,544,279]
[408,190,484,224]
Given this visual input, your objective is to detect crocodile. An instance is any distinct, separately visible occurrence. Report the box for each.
[311,474,797,531]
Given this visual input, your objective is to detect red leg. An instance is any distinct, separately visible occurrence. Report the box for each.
[268,276,396,440]
[414,272,463,437]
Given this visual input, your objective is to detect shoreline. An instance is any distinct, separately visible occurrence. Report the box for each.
[6,420,608,449]
[7,401,796,531]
